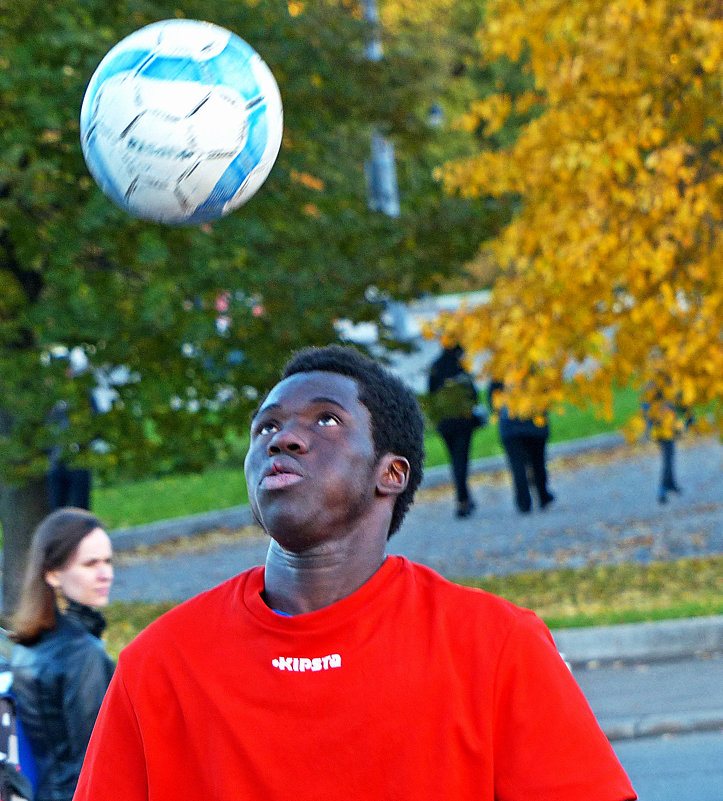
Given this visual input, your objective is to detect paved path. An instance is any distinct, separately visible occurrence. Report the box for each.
[574,653,723,741]
[390,436,722,577]
[612,730,723,801]
[111,437,722,603]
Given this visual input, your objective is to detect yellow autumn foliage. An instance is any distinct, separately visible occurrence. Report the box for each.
[290,169,325,191]
[433,0,723,434]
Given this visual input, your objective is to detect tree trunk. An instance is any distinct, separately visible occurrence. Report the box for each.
[0,477,50,619]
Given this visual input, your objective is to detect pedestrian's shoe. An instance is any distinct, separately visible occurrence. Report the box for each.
[455,500,476,518]
[540,492,556,510]
[659,483,681,503]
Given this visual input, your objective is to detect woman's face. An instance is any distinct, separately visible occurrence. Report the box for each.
[45,527,114,608]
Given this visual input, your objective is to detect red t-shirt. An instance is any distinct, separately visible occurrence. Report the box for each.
[75,556,636,801]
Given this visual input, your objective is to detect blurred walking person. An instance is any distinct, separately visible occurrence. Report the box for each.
[642,395,688,504]
[428,345,486,518]
[489,381,555,514]
[10,509,114,801]
[655,436,681,504]
[46,348,96,512]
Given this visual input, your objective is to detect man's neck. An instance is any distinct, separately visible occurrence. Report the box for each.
[262,532,387,615]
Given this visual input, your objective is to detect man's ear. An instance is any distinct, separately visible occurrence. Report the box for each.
[376,454,410,497]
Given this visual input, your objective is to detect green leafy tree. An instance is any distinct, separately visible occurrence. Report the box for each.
[0,0,494,611]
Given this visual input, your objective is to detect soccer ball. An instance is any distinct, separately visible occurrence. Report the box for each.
[80,19,283,225]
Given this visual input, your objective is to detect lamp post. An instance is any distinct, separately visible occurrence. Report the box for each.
[363,0,400,218]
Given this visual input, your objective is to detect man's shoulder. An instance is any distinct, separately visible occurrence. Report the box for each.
[402,559,539,631]
[394,559,550,661]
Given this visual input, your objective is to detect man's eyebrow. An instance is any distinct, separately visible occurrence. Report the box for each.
[308,396,349,412]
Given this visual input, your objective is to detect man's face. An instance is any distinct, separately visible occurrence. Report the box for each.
[244,371,380,549]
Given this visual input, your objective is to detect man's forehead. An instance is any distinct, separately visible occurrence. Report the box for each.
[259,371,362,411]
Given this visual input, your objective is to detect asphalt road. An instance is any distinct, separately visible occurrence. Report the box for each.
[574,653,723,743]
[613,730,723,801]
[390,436,722,578]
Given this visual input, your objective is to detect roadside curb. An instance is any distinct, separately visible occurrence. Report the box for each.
[553,616,723,741]
[600,708,723,742]
[110,505,257,552]
[109,431,627,552]
[552,615,723,667]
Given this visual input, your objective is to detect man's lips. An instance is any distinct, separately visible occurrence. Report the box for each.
[260,459,304,490]
[261,473,303,490]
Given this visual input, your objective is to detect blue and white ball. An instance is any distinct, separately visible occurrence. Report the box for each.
[80,19,283,225]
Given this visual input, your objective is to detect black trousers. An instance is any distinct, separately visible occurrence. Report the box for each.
[47,463,92,510]
[502,434,552,513]
[437,419,475,504]
[659,438,676,490]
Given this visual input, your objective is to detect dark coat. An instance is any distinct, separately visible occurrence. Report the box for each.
[428,347,480,430]
[11,602,114,801]
[428,346,473,394]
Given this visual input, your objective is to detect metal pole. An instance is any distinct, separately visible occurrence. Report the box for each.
[363,0,400,218]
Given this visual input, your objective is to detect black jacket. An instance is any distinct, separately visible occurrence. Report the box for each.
[11,601,114,801]
[428,348,479,428]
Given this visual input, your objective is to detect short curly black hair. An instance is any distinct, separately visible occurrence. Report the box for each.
[281,345,425,537]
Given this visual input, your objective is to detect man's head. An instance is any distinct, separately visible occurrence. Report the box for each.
[246,345,424,540]
[282,346,425,536]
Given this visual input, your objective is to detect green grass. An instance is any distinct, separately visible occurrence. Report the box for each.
[101,555,723,659]
[94,385,639,530]
[545,385,640,443]
[95,469,250,530]
[455,556,723,630]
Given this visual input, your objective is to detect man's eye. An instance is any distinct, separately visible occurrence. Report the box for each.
[317,413,340,427]
[257,421,278,435]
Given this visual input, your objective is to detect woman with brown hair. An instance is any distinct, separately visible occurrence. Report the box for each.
[10,508,114,801]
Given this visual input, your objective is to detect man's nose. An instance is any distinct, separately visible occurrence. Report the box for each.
[267,423,308,455]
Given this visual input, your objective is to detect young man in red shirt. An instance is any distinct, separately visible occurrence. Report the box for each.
[75,345,636,801]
